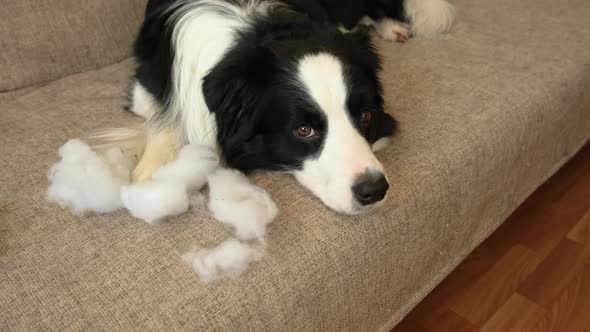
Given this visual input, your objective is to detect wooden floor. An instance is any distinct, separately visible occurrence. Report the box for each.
[394,142,590,332]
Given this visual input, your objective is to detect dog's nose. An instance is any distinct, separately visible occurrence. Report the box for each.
[352,173,389,206]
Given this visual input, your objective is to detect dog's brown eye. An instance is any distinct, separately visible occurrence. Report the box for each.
[296,125,315,138]
[360,111,372,126]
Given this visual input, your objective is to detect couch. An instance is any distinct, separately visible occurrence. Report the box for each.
[1,0,589,330]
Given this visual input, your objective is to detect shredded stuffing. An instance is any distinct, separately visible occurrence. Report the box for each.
[121,181,189,224]
[207,169,278,241]
[182,239,265,282]
[47,139,131,215]
[121,145,218,223]
[47,139,277,282]
[152,144,219,190]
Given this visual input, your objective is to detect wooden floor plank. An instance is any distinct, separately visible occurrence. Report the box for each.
[402,245,499,329]
[536,263,590,332]
[483,144,590,259]
[424,310,477,332]
[485,166,590,259]
[391,318,427,332]
[449,245,541,326]
[568,209,590,245]
[479,293,545,332]
[518,238,590,306]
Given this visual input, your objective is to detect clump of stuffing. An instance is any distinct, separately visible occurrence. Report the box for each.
[182,239,265,282]
[121,144,218,224]
[48,140,278,282]
[121,181,189,224]
[102,146,134,180]
[207,169,278,241]
[152,144,218,189]
[47,139,131,215]
[185,170,278,282]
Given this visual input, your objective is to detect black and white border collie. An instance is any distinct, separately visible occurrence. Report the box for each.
[126,0,455,215]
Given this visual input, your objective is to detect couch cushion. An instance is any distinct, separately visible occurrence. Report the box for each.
[0,0,147,92]
[1,0,589,330]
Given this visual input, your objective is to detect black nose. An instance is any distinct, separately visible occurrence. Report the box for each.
[352,173,389,206]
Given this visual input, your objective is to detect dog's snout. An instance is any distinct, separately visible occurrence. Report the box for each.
[352,173,389,206]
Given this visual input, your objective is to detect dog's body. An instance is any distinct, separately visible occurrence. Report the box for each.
[283,0,455,41]
[126,0,455,214]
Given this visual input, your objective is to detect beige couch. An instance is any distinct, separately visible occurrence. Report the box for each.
[1,0,589,330]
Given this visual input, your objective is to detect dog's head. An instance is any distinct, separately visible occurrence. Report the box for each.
[203,15,396,215]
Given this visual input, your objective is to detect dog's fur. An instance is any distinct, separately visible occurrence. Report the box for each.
[122,0,455,214]
[284,0,455,41]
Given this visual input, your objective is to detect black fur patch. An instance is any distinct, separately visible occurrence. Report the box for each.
[283,0,408,29]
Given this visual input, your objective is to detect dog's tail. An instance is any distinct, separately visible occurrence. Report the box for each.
[405,0,456,37]
[87,127,147,163]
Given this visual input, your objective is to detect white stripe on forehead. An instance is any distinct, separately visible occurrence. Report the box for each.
[297,53,348,116]
[294,54,385,214]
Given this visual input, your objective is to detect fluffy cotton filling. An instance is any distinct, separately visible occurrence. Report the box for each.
[121,181,189,224]
[121,144,219,223]
[47,139,131,215]
[207,169,278,241]
[47,140,278,282]
[182,239,265,282]
[152,144,219,189]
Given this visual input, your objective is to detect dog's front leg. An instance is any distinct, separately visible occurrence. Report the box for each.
[132,129,182,183]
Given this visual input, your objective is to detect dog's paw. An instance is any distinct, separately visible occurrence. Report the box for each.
[132,164,155,183]
[374,19,411,43]
[131,154,167,183]
[131,130,181,183]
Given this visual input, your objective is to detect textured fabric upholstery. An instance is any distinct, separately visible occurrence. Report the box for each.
[0,0,147,92]
[1,0,589,330]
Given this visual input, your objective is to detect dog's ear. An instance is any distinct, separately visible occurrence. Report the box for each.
[367,112,397,152]
[339,29,382,75]
[202,45,278,160]
[218,135,282,173]
[203,46,276,141]
[369,112,398,144]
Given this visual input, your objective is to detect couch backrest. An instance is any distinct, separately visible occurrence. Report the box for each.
[0,0,147,92]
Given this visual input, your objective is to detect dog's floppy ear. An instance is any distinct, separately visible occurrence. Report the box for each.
[368,112,398,151]
[338,28,382,76]
[202,45,278,160]
[371,112,398,152]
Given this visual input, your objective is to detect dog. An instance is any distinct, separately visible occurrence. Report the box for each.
[124,0,455,215]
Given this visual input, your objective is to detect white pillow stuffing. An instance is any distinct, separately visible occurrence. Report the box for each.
[121,181,189,224]
[121,144,218,223]
[207,169,278,241]
[47,139,278,282]
[47,139,131,215]
[182,239,265,282]
[152,144,219,189]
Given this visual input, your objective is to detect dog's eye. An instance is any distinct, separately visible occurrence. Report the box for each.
[360,111,372,126]
[295,124,316,138]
